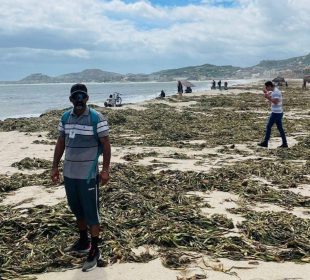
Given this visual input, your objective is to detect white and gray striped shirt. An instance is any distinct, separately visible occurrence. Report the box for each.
[58,107,109,180]
[270,88,283,113]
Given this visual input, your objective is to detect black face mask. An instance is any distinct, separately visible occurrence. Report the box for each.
[71,92,88,110]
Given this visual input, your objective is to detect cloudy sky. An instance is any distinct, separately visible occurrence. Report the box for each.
[0,0,309,80]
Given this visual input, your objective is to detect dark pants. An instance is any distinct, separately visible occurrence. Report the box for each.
[64,176,100,226]
[264,112,287,144]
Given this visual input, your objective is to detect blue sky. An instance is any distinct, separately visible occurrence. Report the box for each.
[0,0,309,80]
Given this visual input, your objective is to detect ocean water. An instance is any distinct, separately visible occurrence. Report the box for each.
[0,80,256,120]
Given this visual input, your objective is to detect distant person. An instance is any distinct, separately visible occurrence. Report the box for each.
[285,81,288,87]
[185,86,192,93]
[224,81,228,90]
[218,80,222,90]
[108,94,113,106]
[211,80,216,89]
[177,80,183,97]
[51,83,111,272]
[160,90,166,98]
[258,81,288,148]
[104,94,114,107]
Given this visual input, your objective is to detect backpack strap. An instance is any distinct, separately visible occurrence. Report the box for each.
[87,108,103,184]
[61,110,71,128]
[89,108,99,141]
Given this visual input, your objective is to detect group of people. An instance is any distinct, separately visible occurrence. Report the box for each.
[177,80,192,96]
[211,80,228,90]
[50,80,288,272]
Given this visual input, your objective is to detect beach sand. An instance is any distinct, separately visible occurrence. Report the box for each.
[1,82,309,280]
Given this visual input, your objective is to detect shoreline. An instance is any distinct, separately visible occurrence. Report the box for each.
[0,80,309,280]
[0,79,262,121]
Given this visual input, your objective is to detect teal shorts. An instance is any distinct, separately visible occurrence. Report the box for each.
[64,176,100,226]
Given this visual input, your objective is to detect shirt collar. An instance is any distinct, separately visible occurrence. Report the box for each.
[70,106,90,116]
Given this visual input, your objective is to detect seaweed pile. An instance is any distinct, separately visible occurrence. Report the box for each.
[0,164,232,279]
[1,163,309,279]
[0,159,58,196]
[160,159,310,208]
[0,171,53,194]
[122,151,158,162]
[238,211,310,261]
[11,157,53,170]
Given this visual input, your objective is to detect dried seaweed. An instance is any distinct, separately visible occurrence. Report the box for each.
[238,211,310,261]
[11,158,53,170]
[122,151,158,162]
[0,171,54,194]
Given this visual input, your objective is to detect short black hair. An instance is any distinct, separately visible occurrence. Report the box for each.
[265,81,274,87]
[70,83,88,96]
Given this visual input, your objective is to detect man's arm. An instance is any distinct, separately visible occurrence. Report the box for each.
[99,135,111,185]
[265,95,279,104]
[51,136,65,183]
[263,90,279,104]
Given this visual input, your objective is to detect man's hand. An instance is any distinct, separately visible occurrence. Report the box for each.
[51,167,60,184]
[100,170,110,185]
[263,89,270,99]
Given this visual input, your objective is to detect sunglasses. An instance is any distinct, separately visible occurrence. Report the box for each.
[71,91,88,101]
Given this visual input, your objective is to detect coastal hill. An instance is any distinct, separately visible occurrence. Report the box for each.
[9,53,310,84]
[19,69,124,84]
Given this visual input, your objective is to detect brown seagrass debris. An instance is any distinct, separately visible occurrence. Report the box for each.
[1,162,309,280]
[0,163,228,279]
[11,157,53,170]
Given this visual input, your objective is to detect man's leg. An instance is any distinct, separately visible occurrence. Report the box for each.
[89,224,100,257]
[88,178,100,251]
[64,177,90,253]
[77,219,87,231]
[79,177,101,272]
[77,219,89,246]
[263,113,276,144]
[275,113,288,146]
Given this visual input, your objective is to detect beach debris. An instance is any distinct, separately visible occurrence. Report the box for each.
[32,140,56,145]
[11,157,53,170]
[122,151,158,162]
[1,162,309,279]
[0,170,54,194]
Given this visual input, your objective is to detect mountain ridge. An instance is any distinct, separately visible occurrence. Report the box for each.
[3,53,310,84]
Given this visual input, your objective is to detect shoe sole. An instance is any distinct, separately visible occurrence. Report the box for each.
[82,263,97,272]
[76,248,91,254]
[82,254,102,272]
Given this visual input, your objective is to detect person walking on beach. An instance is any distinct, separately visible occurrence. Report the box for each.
[177,80,183,97]
[211,80,216,89]
[51,83,111,272]
[218,80,222,90]
[258,81,288,148]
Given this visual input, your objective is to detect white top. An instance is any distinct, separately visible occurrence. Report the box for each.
[270,87,283,113]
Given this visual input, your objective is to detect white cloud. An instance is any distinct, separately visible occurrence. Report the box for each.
[0,47,90,61]
[0,0,309,79]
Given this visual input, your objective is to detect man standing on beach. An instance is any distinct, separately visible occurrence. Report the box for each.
[258,81,288,148]
[51,83,111,272]
[177,80,183,97]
